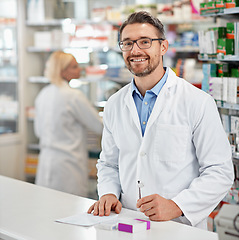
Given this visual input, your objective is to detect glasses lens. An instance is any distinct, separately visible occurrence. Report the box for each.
[120,40,133,51]
[137,38,151,49]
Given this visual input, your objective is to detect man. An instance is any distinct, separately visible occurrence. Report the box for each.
[88,11,234,229]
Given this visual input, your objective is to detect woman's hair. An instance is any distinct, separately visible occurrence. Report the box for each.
[44,51,74,86]
[119,11,165,40]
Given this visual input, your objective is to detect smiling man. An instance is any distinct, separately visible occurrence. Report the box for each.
[88,11,234,229]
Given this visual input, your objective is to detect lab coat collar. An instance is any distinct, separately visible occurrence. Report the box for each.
[145,68,177,132]
[124,67,177,135]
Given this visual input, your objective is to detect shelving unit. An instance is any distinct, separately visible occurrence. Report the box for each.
[199,6,239,207]
[201,6,239,17]
[162,17,213,85]
[216,100,239,111]
[23,1,125,198]
[0,16,19,135]
[198,54,239,62]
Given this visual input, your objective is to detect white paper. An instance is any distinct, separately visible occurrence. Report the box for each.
[56,212,118,227]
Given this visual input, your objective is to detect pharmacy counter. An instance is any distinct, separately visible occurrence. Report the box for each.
[0,175,218,240]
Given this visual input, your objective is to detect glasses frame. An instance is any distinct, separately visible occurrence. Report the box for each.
[118,37,165,52]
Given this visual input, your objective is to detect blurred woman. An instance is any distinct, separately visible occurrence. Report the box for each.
[34,51,103,197]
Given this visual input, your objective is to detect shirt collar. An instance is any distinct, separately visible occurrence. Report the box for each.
[131,67,169,97]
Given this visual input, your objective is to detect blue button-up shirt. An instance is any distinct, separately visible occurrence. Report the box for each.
[131,67,168,136]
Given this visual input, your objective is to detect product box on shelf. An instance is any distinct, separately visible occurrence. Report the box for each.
[227,77,239,104]
[225,0,239,8]
[202,64,211,92]
[200,3,207,15]
[222,77,228,101]
[226,22,235,39]
[216,0,226,9]
[211,63,218,77]
[198,27,227,55]
[231,68,239,77]
[25,154,38,176]
[211,27,227,38]
[230,115,239,136]
[209,77,223,100]
[218,63,229,77]
[207,209,219,232]
[217,38,234,55]
[207,1,217,10]
[221,113,231,133]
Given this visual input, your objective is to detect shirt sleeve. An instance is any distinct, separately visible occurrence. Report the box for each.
[172,95,234,227]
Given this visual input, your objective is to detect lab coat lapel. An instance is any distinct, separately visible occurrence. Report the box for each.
[124,86,142,133]
[145,68,177,132]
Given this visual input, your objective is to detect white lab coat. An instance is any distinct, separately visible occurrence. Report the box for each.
[97,68,234,229]
[34,81,103,197]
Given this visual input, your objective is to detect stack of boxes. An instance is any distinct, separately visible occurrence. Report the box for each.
[198,24,237,56]
[200,0,239,15]
[202,63,239,103]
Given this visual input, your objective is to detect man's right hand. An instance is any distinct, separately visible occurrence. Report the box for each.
[87,194,122,216]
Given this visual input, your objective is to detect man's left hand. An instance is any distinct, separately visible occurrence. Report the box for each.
[136,194,183,221]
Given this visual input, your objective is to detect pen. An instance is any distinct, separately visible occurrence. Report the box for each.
[137,180,144,199]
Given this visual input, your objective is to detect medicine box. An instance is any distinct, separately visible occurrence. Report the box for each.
[209,77,223,100]
[216,0,225,8]
[218,63,229,77]
[118,219,150,233]
[225,0,239,8]
[227,77,239,104]
[231,68,239,78]
[226,22,234,39]
[217,38,234,55]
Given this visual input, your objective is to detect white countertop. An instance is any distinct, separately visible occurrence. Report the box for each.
[0,175,218,240]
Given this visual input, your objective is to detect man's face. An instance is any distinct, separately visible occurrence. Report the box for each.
[121,23,163,77]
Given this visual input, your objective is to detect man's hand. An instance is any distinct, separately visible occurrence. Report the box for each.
[87,194,122,216]
[136,194,182,221]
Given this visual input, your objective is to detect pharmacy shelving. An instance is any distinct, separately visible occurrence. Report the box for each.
[216,100,239,111]
[0,16,19,135]
[199,7,239,207]
[198,54,239,62]
[26,19,65,26]
[169,46,200,53]
[24,7,123,187]
[201,6,239,17]
[162,17,214,25]
[0,77,18,83]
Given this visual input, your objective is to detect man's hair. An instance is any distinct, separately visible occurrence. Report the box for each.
[119,11,165,40]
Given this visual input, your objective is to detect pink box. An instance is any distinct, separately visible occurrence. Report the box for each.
[118,219,150,233]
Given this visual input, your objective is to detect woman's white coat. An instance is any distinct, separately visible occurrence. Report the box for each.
[35,81,103,197]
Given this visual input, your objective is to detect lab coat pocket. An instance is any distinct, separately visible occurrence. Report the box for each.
[154,124,189,162]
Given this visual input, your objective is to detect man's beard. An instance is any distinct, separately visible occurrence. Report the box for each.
[126,55,160,77]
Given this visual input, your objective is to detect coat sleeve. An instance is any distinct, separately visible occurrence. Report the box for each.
[96,101,121,199]
[172,95,234,227]
[72,90,103,135]
[34,95,41,138]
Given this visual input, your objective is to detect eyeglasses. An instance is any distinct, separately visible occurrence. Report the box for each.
[119,37,165,52]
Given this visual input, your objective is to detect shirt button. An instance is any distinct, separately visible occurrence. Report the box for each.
[144,102,148,105]
[143,121,146,125]
[140,152,146,157]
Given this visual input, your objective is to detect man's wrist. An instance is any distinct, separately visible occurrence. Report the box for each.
[170,200,183,218]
